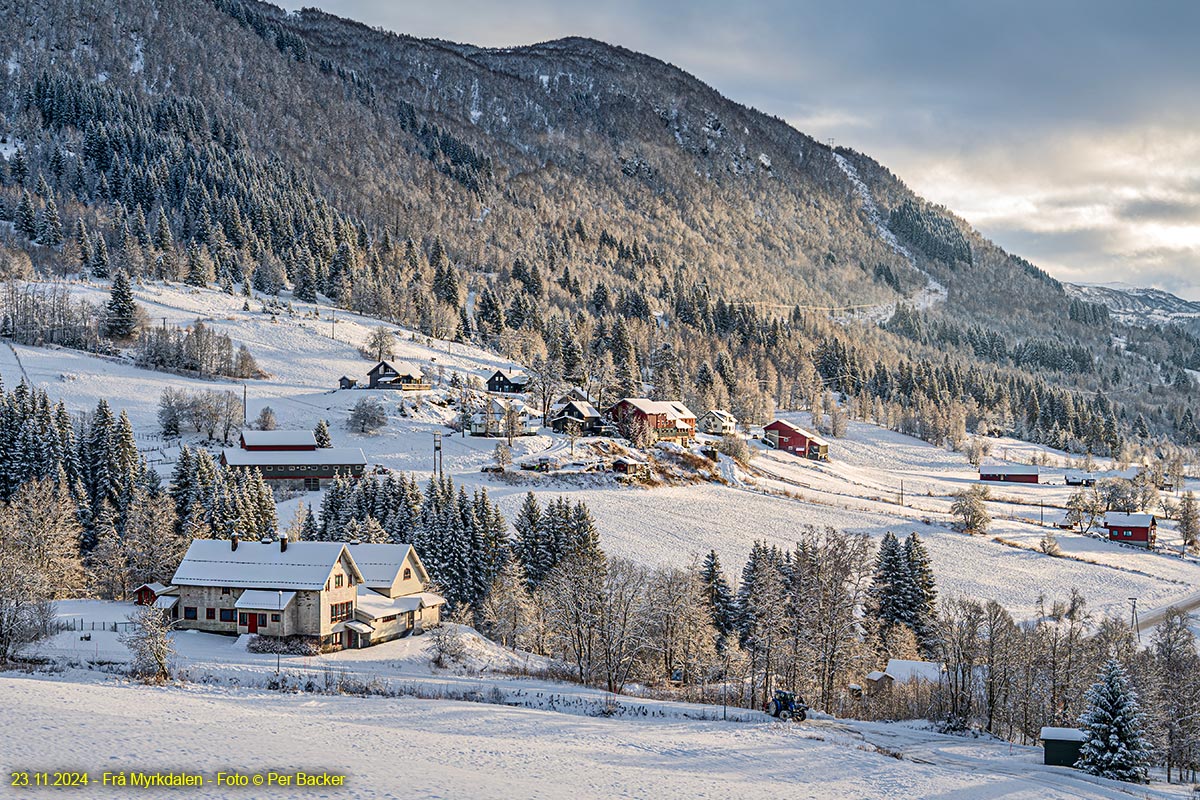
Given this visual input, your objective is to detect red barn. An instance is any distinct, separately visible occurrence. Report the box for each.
[1104,513,1157,548]
[134,582,170,606]
[762,420,829,460]
[978,464,1039,484]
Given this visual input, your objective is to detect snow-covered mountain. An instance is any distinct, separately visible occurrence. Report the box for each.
[1067,282,1200,328]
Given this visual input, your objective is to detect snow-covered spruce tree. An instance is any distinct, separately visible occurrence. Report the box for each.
[901,532,938,652]
[1075,658,1150,783]
[313,419,332,448]
[869,531,907,636]
[37,196,63,246]
[698,549,736,645]
[120,605,176,683]
[102,272,139,339]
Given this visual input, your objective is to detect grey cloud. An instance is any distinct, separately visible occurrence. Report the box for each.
[291,0,1200,299]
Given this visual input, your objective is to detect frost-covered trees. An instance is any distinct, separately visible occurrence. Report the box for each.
[364,326,396,362]
[348,397,387,433]
[951,487,991,534]
[1076,658,1150,783]
[313,419,332,448]
[120,605,176,683]
[254,406,277,431]
[480,555,532,649]
[1178,491,1199,552]
[869,532,938,655]
[102,272,139,339]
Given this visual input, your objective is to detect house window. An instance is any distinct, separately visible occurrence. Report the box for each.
[271,614,281,623]
[403,567,412,581]
[221,587,231,596]
[183,607,197,620]
[335,575,344,589]
[238,612,248,626]
[220,609,236,623]
[330,602,352,622]
[257,614,267,627]
[205,608,216,620]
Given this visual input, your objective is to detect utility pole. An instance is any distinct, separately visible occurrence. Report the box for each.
[330,308,337,341]
[242,384,248,425]
[1128,597,1140,642]
[899,480,904,507]
[1040,501,1044,526]
[432,432,443,478]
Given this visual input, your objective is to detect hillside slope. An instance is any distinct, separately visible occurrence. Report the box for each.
[0,0,1197,447]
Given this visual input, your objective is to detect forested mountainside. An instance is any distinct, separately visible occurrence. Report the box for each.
[0,0,1197,452]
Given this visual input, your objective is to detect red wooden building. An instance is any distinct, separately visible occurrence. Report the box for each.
[606,399,696,445]
[1103,513,1157,548]
[762,420,829,460]
[978,464,1039,484]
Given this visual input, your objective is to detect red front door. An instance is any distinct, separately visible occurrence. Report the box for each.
[246,613,258,634]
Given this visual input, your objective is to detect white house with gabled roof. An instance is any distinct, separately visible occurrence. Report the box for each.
[170,536,442,650]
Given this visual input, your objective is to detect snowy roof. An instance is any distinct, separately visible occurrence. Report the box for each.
[172,540,361,590]
[764,419,828,446]
[884,659,944,683]
[1105,513,1156,527]
[235,589,297,610]
[552,400,601,419]
[355,586,444,620]
[372,360,424,379]
[700,409,737,423]
[979,464,1039,475]
[865,670,886,682]
[1039,727,1087,742]
[613,455,647,466]
[492,368,528,384]
[240,430,317,448]
[135,582,170,595]
[345,620,374,634]
[342,543,417,589]
[222,447,367,467]
[153,595,179,610]
[613,398,696,423]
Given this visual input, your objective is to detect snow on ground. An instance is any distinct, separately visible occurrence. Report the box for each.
[7,672,1162,800]
[6,281,1200,625]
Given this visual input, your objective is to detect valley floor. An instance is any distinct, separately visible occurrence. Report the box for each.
[2,672,1189,800]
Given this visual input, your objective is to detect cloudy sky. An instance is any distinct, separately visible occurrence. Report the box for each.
[286,1,1200,299]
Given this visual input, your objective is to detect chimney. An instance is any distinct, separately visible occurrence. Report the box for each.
[231,533,239,551]
[279,533,288,553]
[349,539,361,546]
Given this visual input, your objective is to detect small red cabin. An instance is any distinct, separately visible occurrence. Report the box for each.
[1104,513,1157,548]
[762,420,829,460]
[134,582,170,606]
[978,464,1039,484]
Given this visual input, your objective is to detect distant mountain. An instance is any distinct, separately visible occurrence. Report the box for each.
[1066,283,1200,329]
[0,0,1197,448]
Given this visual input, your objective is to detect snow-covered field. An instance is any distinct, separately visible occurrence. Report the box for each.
[9,671,1179,800]
[6,280,1200,627]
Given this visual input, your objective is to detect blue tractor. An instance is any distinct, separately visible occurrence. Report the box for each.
[765,690,808,722]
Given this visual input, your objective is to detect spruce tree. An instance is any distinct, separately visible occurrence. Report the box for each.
[314,420,332,449]
[15,192,37,239]
[38,197,63,246]
[90,235,110,279]
[901,532,938,652]
[103,272,139,339]
[514,492,545,586]
[698,549,736,641]
[1076,658,1150,783]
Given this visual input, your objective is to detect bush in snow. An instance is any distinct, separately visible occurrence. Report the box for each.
[1075,658,1150,783]
[254,406,277,431]
[347,397,387,433]
[246,634,320,656]
[716,434,754,463]
[119,605,176,683]
[950,487,991,535]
